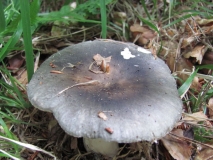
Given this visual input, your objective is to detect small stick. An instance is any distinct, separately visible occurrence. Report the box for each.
[57,80,99,95]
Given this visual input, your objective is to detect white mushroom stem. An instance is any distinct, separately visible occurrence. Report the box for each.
[83,137,119,157]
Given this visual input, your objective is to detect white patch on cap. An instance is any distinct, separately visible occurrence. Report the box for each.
[137,47,151,54]
[121,48,135,59]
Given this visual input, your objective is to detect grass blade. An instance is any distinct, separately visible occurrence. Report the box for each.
[178,68,198,98]
[136,13,159,33]
[0,23,22,61]
[0,1,6,32]
[20,0,34,81]
[197,64,213,70]
[0,135,57,160]
[100,0,107,38]
[163,13,198,28]
[0,149,20,160]
[140,0,151,20]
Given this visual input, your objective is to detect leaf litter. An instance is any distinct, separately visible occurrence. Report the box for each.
[5,1,213,159]
[89,54,111,74]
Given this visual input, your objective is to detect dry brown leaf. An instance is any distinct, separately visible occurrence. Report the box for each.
[130,24,156,46]
[55,41,73,48]
[159,40,201,91]
[42,46,58,54]
[181,36,196,48]
[208,98,213,110]
[112,11,127,26]
[202,52,213,65]
[208,98,213,118]
[191,76,202,92]
[195,147,213,160]
[197,19,213,26]
[201,51,213,74]
[201,25,213,34]
[184,45,205,64]
[98,112,108,121]
[161,129,192,160]
[183,111,208,124]
[8,53,25,70]
[93,54,111,65]
[16,69,28,86]
[166,28,178,37]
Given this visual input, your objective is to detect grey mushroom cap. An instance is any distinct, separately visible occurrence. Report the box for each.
[27,40,182,143]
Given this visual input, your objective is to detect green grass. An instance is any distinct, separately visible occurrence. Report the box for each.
[0,0,213,159]
[20,0,40,81]
[0,0,114,158]
[100,0,107,38]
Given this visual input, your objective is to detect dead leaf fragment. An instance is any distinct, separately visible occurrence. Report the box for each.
[90,54,111,74]
[208,98,213,118]
[184,45,206,64]
[130,24,157,46]
[98,112,108,121]
[105,127,113,134]
[183,111,208,124]
[181,36,196,48]
[93,54,111,65]
[16,69,28,86]
[50,62,56,68]
[112,11,127,26]
[195,147,213,160]
[8,53,25,70]
[197,19,213,26]
[161,129,192,160]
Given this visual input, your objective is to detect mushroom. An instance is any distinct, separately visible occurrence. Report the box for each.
[27,40,182,158]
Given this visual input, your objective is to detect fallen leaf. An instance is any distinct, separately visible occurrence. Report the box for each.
[166,28,179,37]
[112,11,127,26]
[181,36,196,48]
[8,53,25,70]
[161,129,192,160]
[195,146,213,160]
[90,54,111,74]
[16,69,28,86]
[55,41,73,48]
[98,112,108,121]
[130,24,157,46]
[93,54,111,65]
[183,111,208,124]
[201,51,213,74]
[159,40,201,91]
[197,19,213,26]
[201,25,213,34]
[42,46,58,54]
[184,45,206,64]
[208,98,213,118]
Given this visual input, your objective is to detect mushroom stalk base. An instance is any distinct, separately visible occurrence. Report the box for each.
[83,137,119,157]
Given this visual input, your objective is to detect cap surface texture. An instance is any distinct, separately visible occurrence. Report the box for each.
[27,40,182,143]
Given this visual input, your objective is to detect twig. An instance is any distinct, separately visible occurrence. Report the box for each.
[169,132,213,150]
[57,80,99,95]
